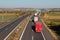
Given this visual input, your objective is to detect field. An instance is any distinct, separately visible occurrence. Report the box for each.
[0,10,35,26]
[0,15,18,21]
[42,12,60,39]
[0,14,20,25]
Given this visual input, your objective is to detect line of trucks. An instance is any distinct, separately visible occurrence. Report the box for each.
[33,13,42,32]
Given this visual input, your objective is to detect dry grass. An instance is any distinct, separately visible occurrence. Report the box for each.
[48,13,60,19]
[48,16,60,19]
[0,22,4,25]
[0,13,19,15]
[0,15,19,26]
[0,13,25,26]
[41,12,60,40]
[7,15,32,40]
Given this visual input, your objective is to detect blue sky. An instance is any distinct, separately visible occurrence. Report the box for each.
[0,0,60,8]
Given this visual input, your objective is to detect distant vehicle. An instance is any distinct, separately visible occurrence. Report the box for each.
[35,22,42,32]
[33,16,42,32]
[34,13,38,16]
[34,16,38,23]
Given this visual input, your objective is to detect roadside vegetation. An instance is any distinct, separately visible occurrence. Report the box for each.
[41,11,60,40]
[7,14,32,40]
[0,9,35,26]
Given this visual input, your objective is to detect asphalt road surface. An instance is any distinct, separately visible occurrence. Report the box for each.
[0,14,31,40]
[20,16,55,40]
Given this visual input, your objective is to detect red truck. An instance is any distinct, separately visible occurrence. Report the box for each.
[35,22,42,32]
[33,16,42,32]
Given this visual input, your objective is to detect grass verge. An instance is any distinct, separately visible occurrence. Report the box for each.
[6,15,32,40]
[42,18,60,40]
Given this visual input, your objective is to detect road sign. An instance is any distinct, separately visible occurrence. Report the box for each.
[36,10,41,13]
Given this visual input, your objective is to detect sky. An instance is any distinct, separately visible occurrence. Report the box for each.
[0,0,60,8]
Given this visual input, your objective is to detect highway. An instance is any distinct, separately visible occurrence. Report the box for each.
[20,16,55,40]
[0,14,31,40]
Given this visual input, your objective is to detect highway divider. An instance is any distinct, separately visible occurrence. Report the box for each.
[5,14,33,40]
[4,14,31,40]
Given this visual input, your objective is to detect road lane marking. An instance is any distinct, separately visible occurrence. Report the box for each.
[19,19,30,40]
[4,15,27,40]
[4,22,22,40]
[4,14,30,40]
[32,36,34,40]
[32,30,33,32]
[41,32,46,40]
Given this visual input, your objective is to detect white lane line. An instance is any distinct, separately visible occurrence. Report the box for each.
[32,30,33,32]
[4,22,22,40]
[41,32,46,40]
[4,15,28,40]
[19,19,30,40]
[32,27,34,40]
[32,36,34,40]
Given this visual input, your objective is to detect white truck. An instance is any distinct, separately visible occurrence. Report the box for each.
[34,16,38,22]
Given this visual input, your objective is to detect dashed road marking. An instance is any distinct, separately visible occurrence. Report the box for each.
[32,30,33,32]
[32,36,34,40]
